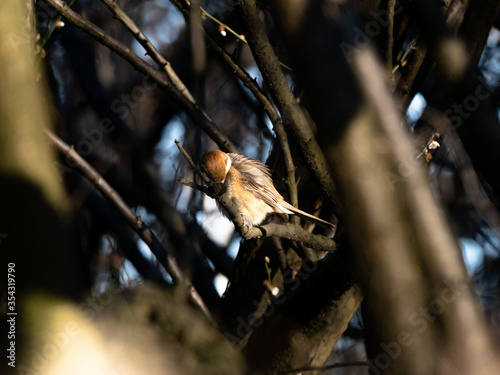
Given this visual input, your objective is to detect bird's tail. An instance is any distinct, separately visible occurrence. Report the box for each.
[278,201,335,230]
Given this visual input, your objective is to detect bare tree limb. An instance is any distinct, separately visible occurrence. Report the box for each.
[46,130,217,327]
[242,248,362,373]
[352,44,500,375]
[42,0,238,153]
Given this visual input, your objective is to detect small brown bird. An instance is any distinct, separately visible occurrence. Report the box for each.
[201,150,334,229]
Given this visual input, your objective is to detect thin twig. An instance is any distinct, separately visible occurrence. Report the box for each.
[175,139,210,184]
[175,140,197,169]
[46,130,217,327]
[271,237,288,272]
[173,0,291,71]
[201,6,246,43]
[392,38,417,74]
[249,222,336,252]
[42,0,237,153]
[178,177,206,193]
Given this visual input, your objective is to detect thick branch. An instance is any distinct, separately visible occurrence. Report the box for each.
[46,131,216,327]
[351,45,500,375]
[402,0,500,203]
[244,222,335,252]
[42,0,237,153]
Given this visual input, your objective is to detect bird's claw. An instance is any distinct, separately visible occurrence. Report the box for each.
[240,225,263,240]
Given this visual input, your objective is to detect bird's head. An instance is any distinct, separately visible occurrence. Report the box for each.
[201,150,232,183]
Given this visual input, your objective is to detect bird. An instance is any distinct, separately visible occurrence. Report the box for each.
[200,150,335,229]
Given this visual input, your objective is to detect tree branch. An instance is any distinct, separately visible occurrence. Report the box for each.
[242,246,361,373]
[46,130,217,327]
[42,0,237,153]
[271,1,500,372]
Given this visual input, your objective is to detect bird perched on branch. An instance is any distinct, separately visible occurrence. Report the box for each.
[201,150,335,229]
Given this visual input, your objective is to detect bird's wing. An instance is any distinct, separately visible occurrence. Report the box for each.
[227,154,335,229]
[227,153,286,211]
